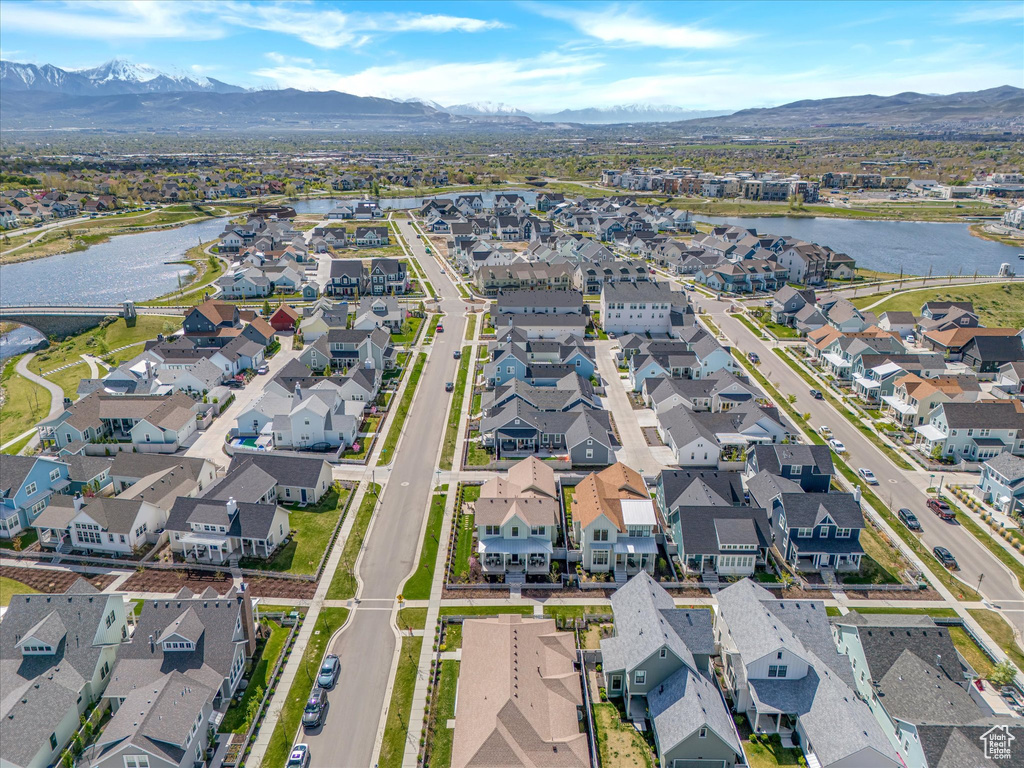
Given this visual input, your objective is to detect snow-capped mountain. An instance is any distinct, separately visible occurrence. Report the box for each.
[445,101,531,117]
[0,59,246,95]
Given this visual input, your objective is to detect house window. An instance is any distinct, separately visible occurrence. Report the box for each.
[485,525,499,536]
[593,550,609,566]
[124,757,151,768]
[49,468,61,481]
[610,674,622,692]
[659,648,667,658]
[699,727,707,738]
[511,526,519,537]
[530,526,545,536]
[836,528,852,538]
[25,482,37,496]
[594,529,609,542]
[50,734,58,751]
[797,527,813,538]
[768,665,788,678]
[634,670,646,685]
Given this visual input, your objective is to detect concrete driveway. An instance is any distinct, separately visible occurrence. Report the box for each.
[594,340,665,475]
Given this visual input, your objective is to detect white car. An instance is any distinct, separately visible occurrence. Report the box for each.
[828,439,846,454]
[819,426,832,438]
[287,744,310,768]
[858,467,879,485]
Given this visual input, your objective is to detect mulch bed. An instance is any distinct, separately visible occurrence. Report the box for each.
[1,565,115,593]
[846,587,941,601]
[120,568,233,595]
[246,577,316,600]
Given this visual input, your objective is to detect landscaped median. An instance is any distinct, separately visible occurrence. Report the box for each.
[326,483,382,600]
[378,635,423,768]
[262,607,349,768]
[402,487,448,600]
[439,346,471,471]
[379,352,427,464]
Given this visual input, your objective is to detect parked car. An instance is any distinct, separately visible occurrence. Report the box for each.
[287,745,310,768]
[927,499,955,520]
[819,425,832,438]
[453,350,461,359]
[317,654,340,689]
[933,546,958,569]
[748,352,760,364]
[857,468,878,485]
[897,508,922,531]
[225,379,244,390]
[257,364,269,375]
[302,688,327,728]
[828,439,846,454]
[435,323,444,333]
[810,388,823,400]
[1000,686,1024,714]
[445,381,454,392]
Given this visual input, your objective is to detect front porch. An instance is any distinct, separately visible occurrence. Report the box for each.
[792,549,862,572]
[478,537,552,575]
[180,531,233,563]
[611,537,657,579]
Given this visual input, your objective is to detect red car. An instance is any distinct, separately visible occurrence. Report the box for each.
[927,499,955,520]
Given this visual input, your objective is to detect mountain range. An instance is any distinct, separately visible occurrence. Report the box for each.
[2,59,1021,132]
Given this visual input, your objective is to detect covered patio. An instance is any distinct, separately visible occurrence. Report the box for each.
[912,423,947,454]
[180,531,232,563]
[478,536,552,574]
[612,537,657,575]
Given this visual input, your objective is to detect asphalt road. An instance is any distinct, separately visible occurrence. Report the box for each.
[709,297,1024,611]
[302,218,467,767]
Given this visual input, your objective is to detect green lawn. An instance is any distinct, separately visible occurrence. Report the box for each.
[465,440,492,466]
[30,315,180,374]
[746,311,800,339]
[397,607,428,632]
[263,607,349,768]
[378,636,423,768]
[326,484,380,600]
[851,283,1024,329]
[425,660,459,768]
[402,490,448,600]
[0,355,51,443]
[842,606,959,617]
[0,528,38,550]
[219,619,289,733]
[841,525,904,585]
[379,353,426,462]
[425,314,441,343]
[951,504,1024,593]
[391,316,424,345]
[543,604,612,622]
[439,347,471,471]
[1,432,36,456]
[0,575,39,606]
[592,703,653,768]
[464,314,477,341]
[442,622,462,649]
[238,486,350,575]
[948,626,995,679]
[451,485,480,583]
[743,735,804,768]
[439,605,535,617]
[968,609,1024,672]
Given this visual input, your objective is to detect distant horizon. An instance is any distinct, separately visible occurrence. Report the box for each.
[1,0,1021,112]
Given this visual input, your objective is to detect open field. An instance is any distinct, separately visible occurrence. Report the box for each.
[0,355,50,443]
[851,282,1024,328]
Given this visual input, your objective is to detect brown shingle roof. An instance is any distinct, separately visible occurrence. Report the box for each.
[571,462,647,532]
[924,327,1019,349]
[194,299,237,325]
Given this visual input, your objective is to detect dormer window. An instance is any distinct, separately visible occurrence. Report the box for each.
[21,643,53,655]
[163,640,195,651]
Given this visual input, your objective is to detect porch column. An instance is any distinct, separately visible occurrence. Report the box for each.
[264,540,269,557]
[775,714,781,733]
[754,712,760,733]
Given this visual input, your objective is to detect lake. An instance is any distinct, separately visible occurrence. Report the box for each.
[694,214,1021,276]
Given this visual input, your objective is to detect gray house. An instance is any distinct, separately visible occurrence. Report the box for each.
[601,572,743,767]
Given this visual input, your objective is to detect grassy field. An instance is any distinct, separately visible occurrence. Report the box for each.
[402,489,448,600]
[379,352,427,462]
[424,660,459,768]
[851,283,1024,328]
[592,703,653,768]
[948,626,995,679]
[326,483,380,600]
[378,636,423,768]
[669,196,1008,223]
[31,315,180,374]
[397,607,428,632]
[842,524,904,585]
[218,618,289,733]
[743,735,804,768]
[0,575,39,606]
[438,605,535,617]
[968,609,1024,672]
[463,314,477,341]
[0,355,50,443]
[439,346,471,471]
[239,487,350,575]
[263,607,349,768]
[543,605,613,622]
[390,316,424,346]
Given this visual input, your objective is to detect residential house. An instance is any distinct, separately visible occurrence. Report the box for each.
[570,463,659,579]
[479,401,613,466]
[325,261,366,297]
[914,400,1024,463]
[354,226,390,247]
[451,615,589,768]
[368,257,407,295]
[270,383,359,451]
[960,334,1024,376]
[744,444,834,492]
[716,580,900,767]
[0,455,71,539]
[657,402,791,468]
[877,310,917,337]
[241,317,276,348]
[181,300,241,348]
[770,286,816,326]
[33,493,166,555]
[882,373,981,428]
[300,327,394,372]
[480,373,597,416]
[299,300,349,341]
[0,582,129,768]
[757,488,865,572]
[601,573,743,766]
[353,296,404,332]
[494,289,584,316]
[600,281,680,336]
[976,451,1024,518]
[472,457,560,578]
[167,497,290,563]
[269,303,300,332]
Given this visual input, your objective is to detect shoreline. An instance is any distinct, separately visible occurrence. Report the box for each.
[967,222,1024,248]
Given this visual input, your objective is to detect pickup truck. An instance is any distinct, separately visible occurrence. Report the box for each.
[927,499,955,521]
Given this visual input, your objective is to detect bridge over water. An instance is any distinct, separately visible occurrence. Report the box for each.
[0,303,184,338]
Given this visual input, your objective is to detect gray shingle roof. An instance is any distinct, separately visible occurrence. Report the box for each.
[227,453,330,490]
[659,470,746,508]
[647,666,742,760]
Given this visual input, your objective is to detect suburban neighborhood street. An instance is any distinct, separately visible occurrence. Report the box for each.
[301,217,467,767]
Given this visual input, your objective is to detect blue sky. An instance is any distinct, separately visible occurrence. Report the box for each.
[1,1,1022,111]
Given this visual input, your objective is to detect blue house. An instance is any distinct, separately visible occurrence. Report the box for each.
[977,452,1024,520]
[0,455,71,539]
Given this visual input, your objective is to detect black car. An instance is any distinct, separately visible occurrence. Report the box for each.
[933,546,958,569]
[809,389,823,400]
[747,352,760,364]
[445,381,454,392]
[453,350,462,359]
[302,688,326,728]
[225,379,245,389]
[897,508,922,531]
[317,654,340,688]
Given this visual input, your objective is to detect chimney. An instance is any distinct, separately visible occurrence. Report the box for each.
[73,493,84,512]
[853,486,862,503]
[226,497,237,518]
[295,383,302,401]
[148,634,154,652]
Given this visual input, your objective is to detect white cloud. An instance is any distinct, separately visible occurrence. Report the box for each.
[1,1,224,40]
[265,51,316,67]
[216,2,502,49]
[953,3,1024,23]
[531,3,747,49]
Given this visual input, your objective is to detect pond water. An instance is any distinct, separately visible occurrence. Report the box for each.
[693,214,1021,276]
[0,324,48,360]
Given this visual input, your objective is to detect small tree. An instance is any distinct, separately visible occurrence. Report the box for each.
[244,685,264,730]
[323,364,332,377]
[989,660,1017,687]
[262,300,272,317]
[930,444,943,462]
